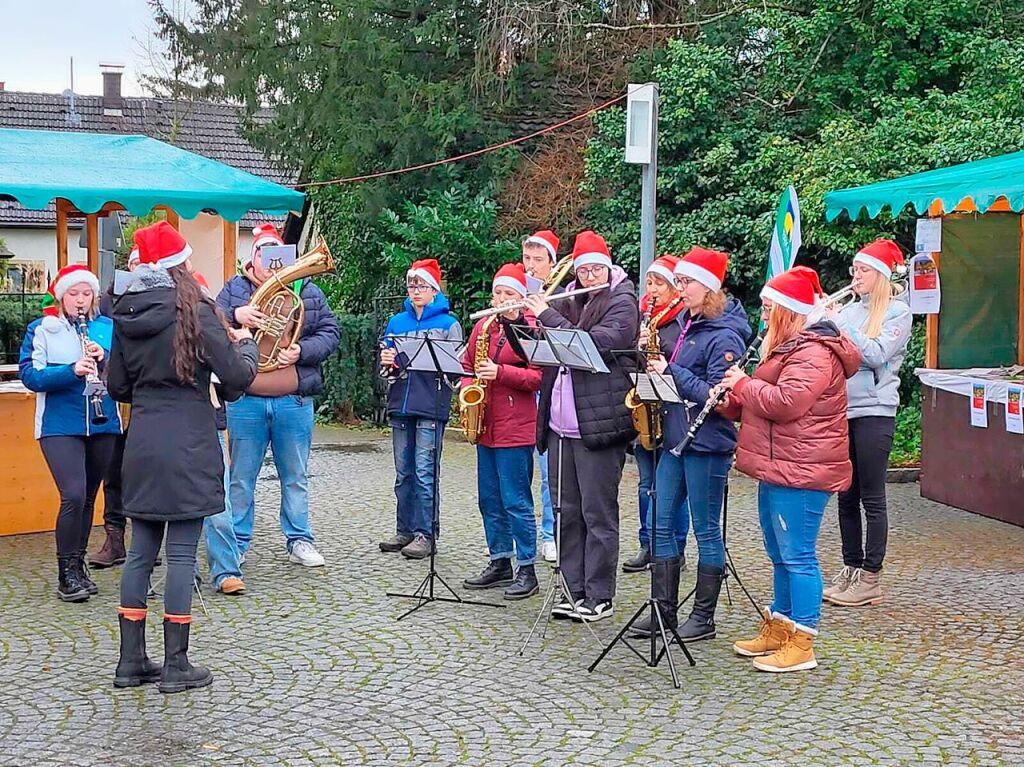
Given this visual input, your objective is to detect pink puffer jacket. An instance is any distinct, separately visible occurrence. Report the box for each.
[720,323,861,492]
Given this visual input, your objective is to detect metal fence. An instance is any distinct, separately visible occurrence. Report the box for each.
[0,292,46,366]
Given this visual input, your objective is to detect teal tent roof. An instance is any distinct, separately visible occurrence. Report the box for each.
[0,128,303,222]
[824,150,1024,222]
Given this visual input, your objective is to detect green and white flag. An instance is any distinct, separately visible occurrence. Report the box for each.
[761,186,802,330]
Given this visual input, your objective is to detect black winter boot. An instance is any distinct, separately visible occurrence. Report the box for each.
[113,613,161,688]
[621,546,650,573]
[56,556,90,603]
[157,619,213,694]
[463,558,514,590]
[73,552,98,595]
[630,557,682,638]
[504,564,539,600]
[677,564,725,642]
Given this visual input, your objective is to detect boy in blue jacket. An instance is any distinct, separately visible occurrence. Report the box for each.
[378,259,463,559]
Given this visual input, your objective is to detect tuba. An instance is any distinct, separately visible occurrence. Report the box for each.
[625,296,682,450]
[459,314,497,444]
[248,241,336,372]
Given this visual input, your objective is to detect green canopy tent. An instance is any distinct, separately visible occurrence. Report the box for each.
[825,151,1024,528]
[0,127,304,281]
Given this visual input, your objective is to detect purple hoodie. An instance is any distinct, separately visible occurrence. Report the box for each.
[548,266,630,438]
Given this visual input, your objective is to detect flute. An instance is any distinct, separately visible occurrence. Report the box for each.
[468,284,608,321]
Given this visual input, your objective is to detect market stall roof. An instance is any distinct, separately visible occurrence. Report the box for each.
[0,128,304,222]
[824,150,1024,222]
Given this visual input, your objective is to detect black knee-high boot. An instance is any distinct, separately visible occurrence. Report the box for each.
[677,564,724,642]
[630,557,682,638]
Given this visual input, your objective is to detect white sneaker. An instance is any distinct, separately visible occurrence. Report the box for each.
[541,541,557,563]
[289,540,325,567]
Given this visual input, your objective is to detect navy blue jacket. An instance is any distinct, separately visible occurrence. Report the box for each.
[381,294,464,422]
[216,275,340,396]
[662,298,751,454]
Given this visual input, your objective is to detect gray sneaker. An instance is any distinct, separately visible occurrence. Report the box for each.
[379,533,414,553]
[400,534,432,560]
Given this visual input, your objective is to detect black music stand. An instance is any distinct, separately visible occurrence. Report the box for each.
[668,405,762,621]
[384,334,505,620]
[588,364,695,687]
[514,324,610,654]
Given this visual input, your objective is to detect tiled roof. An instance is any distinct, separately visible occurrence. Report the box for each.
[0,89,296,228]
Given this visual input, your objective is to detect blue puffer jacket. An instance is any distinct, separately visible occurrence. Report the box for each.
[216,275,340,396]
[18,315,122,439]
[381,294,464,422]
[662,298,751,454]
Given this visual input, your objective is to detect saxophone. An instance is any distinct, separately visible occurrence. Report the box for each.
[625,297,682,450]
[458,314,497,445]
[248,241,335,372]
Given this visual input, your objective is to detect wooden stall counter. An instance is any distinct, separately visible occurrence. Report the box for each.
[0,381,103,536]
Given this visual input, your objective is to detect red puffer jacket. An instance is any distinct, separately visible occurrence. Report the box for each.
[460,313,543,449]
[720,323,861,492]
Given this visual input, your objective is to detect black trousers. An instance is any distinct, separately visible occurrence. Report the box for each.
[102,433,127,530]
[39,434,117,557]
[836,416,895,573]
[546,433,626,602]
[120,517,203,615]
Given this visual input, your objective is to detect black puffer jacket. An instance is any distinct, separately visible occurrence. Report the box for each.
[537,266,641,451]
[108,270,258,522]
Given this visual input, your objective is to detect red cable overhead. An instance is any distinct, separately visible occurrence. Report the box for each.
[296,93,627,189]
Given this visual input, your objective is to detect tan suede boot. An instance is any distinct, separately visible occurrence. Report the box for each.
[830,568,883,607]
[732,608,793,657]
[752,627,817,672]
[823,565,855,603]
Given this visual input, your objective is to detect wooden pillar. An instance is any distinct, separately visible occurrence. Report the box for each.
[161,207,180,230]
[55,200,69,270]
[85,214,99,274]
[1019,213,1024,365]
[222,219,238,284]
[925,240,941,369]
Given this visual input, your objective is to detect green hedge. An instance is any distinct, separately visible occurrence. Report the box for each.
[315,313,380,423]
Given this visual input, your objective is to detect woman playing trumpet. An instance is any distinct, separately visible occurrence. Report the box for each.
[460,264,543,600]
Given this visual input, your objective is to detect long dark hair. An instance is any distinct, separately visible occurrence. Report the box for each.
[169,265,203,385]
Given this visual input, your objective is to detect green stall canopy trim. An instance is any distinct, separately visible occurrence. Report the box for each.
[824,150,1024,222]
[0,128,304,222]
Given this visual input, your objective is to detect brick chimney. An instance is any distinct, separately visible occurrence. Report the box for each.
[100,63,124,116]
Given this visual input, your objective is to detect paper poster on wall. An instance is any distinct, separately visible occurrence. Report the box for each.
[1006,385,1023,434]
[915,218,942,253]
[970,381,988,428]
[908,253,941,314]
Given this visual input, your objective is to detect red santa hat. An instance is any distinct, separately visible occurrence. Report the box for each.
[646,255,679,287]
[133,221,192,270]
[854,239,904,279]
[492,263,529,297]
[192,271,211,298]
[127,248,141,268]
[760,266,825,316]
[674,247,728,292]
[52,264,100,301]
[571,230,612,271]
[406,259,442,292]
[524,230,560,262]
[248,223,285,266]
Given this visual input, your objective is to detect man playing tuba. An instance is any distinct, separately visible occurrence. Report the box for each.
[215,223,340,571]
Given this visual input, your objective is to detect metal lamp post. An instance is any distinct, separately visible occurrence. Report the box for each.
[625,82,659,293]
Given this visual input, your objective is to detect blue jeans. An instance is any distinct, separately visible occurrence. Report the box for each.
[477,445,537,565]
[635,446,690,552]
[651,451,730,566]
[204,433,242,589]
[228,394,315,554]
[391,416,444,539]
[758,481,830,632]
[537,448,554,543]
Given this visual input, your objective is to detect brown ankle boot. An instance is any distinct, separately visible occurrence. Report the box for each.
[733,608,793,657]
[752,627,818,672]
[89,524,127,569]
[830,568,883,606]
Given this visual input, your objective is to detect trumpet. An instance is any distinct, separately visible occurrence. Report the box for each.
[808,265,909,324]
[468,284,608,321]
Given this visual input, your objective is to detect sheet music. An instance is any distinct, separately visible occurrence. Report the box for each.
[525,274,545,294]
[392,337,465,374]
[548,328,610,374]
[630,372,682,403]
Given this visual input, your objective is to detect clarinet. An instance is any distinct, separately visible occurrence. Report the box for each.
[76,310,109,426]
[668,332,764,457]
[378,336,398,383]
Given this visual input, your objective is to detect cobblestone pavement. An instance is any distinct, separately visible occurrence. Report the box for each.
[1,426,1022,767]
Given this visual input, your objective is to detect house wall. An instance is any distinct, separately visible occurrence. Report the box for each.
[0,227,88,285]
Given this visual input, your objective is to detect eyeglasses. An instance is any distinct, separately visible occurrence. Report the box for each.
[674,276,695,288]
[406,283,432,293]
[575,266,606,279]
